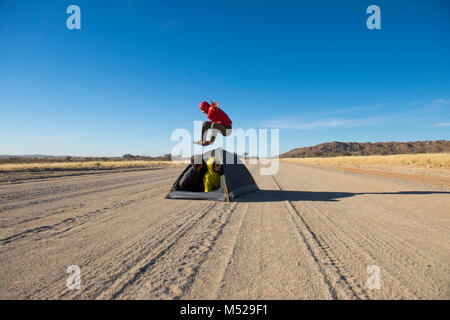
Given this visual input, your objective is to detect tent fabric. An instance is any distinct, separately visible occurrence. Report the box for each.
[166,148,258,201]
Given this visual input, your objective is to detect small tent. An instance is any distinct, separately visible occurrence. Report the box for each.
[166,148,258,201]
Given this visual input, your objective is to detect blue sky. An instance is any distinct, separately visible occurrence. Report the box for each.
[0,0,449,156]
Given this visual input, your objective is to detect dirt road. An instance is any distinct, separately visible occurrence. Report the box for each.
[0,162,448,299]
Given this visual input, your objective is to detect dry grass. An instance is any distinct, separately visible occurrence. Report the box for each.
[0,160,183,172]
[281,153,450,184]
[281,153,450,168]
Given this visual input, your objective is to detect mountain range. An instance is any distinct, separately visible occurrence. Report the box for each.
[280,140,450,158]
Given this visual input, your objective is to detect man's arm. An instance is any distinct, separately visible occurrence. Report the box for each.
[203,174,213,192]
[179,170,193,191]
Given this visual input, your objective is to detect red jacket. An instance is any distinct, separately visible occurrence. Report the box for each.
[199,101,232,127]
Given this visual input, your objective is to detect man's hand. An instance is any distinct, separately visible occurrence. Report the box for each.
[210,100,219,109]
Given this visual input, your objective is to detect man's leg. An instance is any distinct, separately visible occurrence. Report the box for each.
[224,126,232,137]
[201,121,212,141]
[209,123,227,143]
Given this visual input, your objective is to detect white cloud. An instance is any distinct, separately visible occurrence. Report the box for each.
[260,116,393,130]
[432,122,450,127]
[433,99,450,104]
[259,97,450,130]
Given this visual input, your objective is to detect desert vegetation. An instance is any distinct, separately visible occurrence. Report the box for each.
[0,153,180,173]
[281,153,450,169]
[0,160,180,173]
[281,153,450,187]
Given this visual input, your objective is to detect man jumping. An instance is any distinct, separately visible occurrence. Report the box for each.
[194,100,232,146]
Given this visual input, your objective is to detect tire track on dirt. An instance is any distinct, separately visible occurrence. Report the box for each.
[1,180,169,230]
[27,201,215,299]
[0,174,174,214]
[273,163,449,299]
[292,201,418,299]
[270,174,366,299]
[0,184,170,246]
[2,164,448,299]
[0,169,178,202]
[212,203,250,299]
[277,166,445,298]
[130,202,240,299]
[96,202,223,299]
[300,200,444,298]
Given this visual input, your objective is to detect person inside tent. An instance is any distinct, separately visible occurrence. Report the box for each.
[195,100,232,146]
[178,155,207,192]
[203,157,223,192]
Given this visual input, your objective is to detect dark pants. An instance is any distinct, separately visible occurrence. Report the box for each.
[202,121,232,142]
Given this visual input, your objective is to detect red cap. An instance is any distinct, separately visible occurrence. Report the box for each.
[199,101,210,113]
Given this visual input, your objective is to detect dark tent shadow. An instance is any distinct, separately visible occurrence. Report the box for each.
[236,190,450,203]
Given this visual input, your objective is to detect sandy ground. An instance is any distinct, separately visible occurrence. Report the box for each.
[0,162,448,299]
